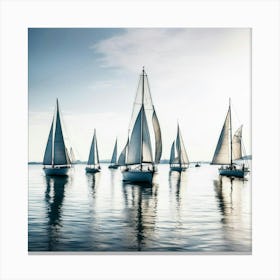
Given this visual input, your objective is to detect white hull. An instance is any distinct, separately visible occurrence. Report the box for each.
[44,167,70,176]
[219,167,247,178]
[85,167,101,173]
[122,170,154,183]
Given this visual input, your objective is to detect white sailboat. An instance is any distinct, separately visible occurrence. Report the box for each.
[43,99,72,176]
[108,138,119,169]
[85,129,101,173]
[211,99,249,178]
[169,124,189,172]
[120,68,162,183]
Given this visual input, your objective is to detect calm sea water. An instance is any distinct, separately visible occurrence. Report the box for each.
[28,163,251,253]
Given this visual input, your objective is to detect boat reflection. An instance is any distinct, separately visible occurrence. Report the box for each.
[86,173,100,199]
[109,168,117,196]
[44,175,69,250]
[168,171,187,209]
[168,171,187,225]
[122,182,158,251]
[213,176,251,251]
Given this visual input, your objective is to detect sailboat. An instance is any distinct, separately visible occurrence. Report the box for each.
[211,99,249,178]
[119,67,162,183]
[169,124,189,172]
[85,129,101,173]
[108,138,119,169]
[43,99,72,176]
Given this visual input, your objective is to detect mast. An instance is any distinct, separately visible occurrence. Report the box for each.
[229,98,233,167]
[51,111,55,167]
[178,123,182,168]
[52,100,58,167]
[140,66,144,170]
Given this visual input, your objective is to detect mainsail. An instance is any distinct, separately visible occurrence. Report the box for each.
[53,102,70,165]
[152,108,162,164]
[110,139,118,164]
[126,105,153,165]
[87,129,99,166]
[123,68,162,167]
[211,108,231,165]
[169,141,175,164]
[176,124,189,165]
[43,99,71,166]
[232,125,243,161]
[118,137,128,166]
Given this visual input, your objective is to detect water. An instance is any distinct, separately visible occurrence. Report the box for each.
[28,164,251,253]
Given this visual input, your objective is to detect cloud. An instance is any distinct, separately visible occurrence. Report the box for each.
[29,28,251,162]
[90,28,251,160]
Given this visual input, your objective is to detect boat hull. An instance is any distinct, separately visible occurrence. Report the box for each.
[108,164,119,169]
[219,168,246,178]
[44,167,70,176]
[122,170,154,183]
[85,167,101,173]
[170,166,187,172]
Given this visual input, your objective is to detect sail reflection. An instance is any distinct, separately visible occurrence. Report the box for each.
[44,175,68,250]
[122,183,158,251]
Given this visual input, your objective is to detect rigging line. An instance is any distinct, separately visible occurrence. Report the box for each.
[231,103,243,130]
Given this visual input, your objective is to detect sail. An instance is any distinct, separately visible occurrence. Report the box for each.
[87,130,99,165]
[118,138,128,166]
[176,125,189,165]
[110,139,118,164]
[169,141,175,164]
[152,108,162,164]
[70,147,75,162]
[95,134,100,165]
[212,108,231,165]
[129,69,154,132]
[53,101,71,165]
[126,106,153,165]
[43,118,54,165]
[232,125,243,161]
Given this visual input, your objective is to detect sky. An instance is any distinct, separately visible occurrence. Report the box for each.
[28,28,251,162]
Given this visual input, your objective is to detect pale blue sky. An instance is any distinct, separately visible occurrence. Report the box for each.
[29,28,251,162]
[29,28,134,114]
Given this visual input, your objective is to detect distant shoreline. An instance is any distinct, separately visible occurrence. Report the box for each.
[28,156,251,165]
